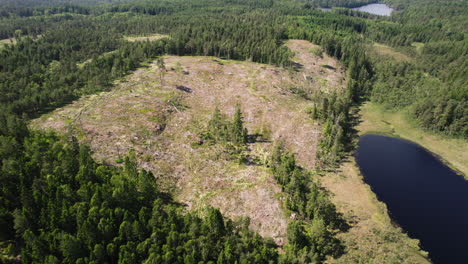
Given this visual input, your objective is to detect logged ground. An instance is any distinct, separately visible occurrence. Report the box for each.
[33,39,345,244]
[124,34,169,42]
[32,39,427,261]
[368,43,413,62]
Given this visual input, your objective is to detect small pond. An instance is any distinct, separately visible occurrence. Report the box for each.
[352,3,393,16]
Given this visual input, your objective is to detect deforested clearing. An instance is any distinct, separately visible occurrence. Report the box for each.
[31,39,423,261]
[32,39,344,245]
[124,34,170,42]
[31,40,424,258]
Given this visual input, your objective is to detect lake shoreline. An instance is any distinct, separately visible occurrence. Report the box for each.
[356,102,468,179]
[322,160,430,263]
[352,3,394,16]
[354,133,468,263]
[318,2,394,16]
[358,130,465,179]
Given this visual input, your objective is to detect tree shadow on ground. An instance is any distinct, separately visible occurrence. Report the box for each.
[291,62,304,72]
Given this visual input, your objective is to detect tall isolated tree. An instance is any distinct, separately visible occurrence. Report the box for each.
[230,104,247,145]
[156,57,166,87]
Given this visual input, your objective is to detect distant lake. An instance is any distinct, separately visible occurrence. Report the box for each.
[356,134,468,264]
[352,3,393,16]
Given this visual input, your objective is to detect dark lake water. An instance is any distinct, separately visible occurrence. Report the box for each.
[355,134,468,264]
[352,3,393,16]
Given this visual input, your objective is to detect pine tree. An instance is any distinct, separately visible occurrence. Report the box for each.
[230,104,247,145]
[311,104,318,120]
[156,57,166,87]
[208,106,224,141]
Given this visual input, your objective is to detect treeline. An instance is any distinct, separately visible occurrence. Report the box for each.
[288,18,374,163]
[0,20,168,117]
[104,10,293,66]
[0,4,90,18]
[371,60,467,137]
[269,144,345,263]
[0,14,81,40]
[292,1,467,138]
[311,92,352,166]
[0,0,123,8]
[0,131,278,263]
[1,8,293,121]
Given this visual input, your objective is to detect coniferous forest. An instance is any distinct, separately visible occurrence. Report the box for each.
[0,0,466,263]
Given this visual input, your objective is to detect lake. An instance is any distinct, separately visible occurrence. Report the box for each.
[352,3,393,16]
[355,134,468,264]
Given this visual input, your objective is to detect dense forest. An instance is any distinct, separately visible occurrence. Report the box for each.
[0,0,466,262]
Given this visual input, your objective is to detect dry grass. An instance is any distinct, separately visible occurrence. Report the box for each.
[0,38,16,48]
[322,161,430,263]
[32,39,345,245]
[124,34,169,42]
[287,39,346,93]
[0,35,42,49]
[411,42,425,55]
[369,43,413,62]
[358,102,468,178]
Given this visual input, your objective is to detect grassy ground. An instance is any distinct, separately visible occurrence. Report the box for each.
[369,43,413,62]
[0,35,42,49]
[124,34,169,42]
[358,102,467,178]
[411,42,425,55]
[77,50,118,68]
[322,161,430,263]
[0,38,16,49]
[32,39,345,245]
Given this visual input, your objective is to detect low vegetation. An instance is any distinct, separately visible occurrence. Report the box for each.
[368,43,412,62]
[31,40,337,245]
[358,102,468,178]
[321,162,430,263]
[124,34,169,42]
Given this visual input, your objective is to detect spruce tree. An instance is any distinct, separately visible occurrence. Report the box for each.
[230,104,247,145]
